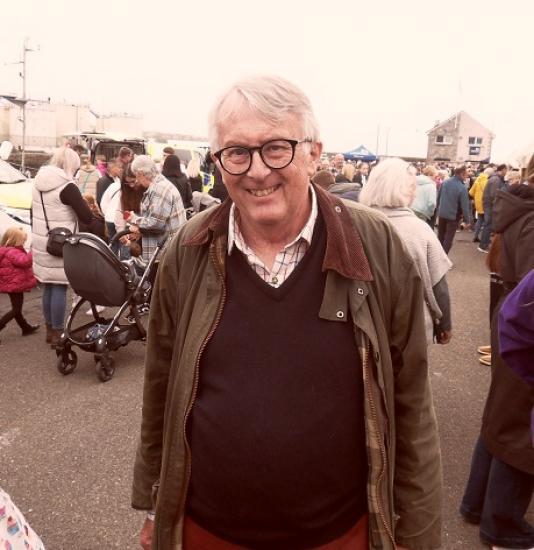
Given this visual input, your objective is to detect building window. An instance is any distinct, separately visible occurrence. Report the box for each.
[435,135,452,145]
[469,136,483,145]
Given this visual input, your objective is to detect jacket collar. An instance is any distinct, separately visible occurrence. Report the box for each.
[184,183,373,281]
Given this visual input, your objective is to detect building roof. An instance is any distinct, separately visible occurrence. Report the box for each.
[426,111,494,136]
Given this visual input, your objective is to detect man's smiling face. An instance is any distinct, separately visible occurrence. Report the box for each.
[215,109,320,234]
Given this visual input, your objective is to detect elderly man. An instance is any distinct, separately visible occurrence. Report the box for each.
[127,155,186,261]
[132,76,442,550]
[333,152,345,176]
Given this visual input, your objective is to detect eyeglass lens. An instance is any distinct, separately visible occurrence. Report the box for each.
[220,140,295,174]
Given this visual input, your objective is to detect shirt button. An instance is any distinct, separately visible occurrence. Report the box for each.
[334,205,342,213]
[271,276,278,285]
[336,310,344,319]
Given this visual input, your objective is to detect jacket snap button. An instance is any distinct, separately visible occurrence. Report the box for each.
[357,288,364,295]
[334,205,342,213]
[336,310,344,319]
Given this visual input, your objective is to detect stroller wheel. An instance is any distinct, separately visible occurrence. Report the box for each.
[95,356,115,382]
[56,349,78,375]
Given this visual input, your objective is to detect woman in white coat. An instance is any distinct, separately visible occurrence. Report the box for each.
[32,147,92,346]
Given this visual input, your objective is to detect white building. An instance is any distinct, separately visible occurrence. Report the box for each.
[97,113,143,137]
[0,98,143,149]
[426,111,494,164]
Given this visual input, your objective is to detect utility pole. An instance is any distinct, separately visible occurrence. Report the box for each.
[376,124,380,156]
[20,38,38,173]
[5,38,38,172]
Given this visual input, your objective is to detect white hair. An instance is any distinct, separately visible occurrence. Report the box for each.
[49,146,80,179]
[131,155,158,178]
[208,75,321,151]
[359,158,417,208]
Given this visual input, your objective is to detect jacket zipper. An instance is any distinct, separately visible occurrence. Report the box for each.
[177,243,227,531]
[362,336,396,547]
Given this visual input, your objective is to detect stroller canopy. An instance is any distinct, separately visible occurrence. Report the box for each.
[63,233,136,307]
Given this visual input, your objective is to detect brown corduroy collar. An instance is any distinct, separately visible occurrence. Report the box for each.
[183,183,373,281]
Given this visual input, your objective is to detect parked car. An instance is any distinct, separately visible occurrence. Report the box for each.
[0,159,32,225]
[63,132,146,163]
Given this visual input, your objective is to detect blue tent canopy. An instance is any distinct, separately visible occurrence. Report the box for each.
[343,145,377,163]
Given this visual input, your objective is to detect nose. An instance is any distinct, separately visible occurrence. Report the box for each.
[247,149,271,179]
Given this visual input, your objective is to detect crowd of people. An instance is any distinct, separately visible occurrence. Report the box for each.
[0,74,533,550]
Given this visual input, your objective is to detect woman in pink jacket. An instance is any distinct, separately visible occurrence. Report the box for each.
[0,227,39,341]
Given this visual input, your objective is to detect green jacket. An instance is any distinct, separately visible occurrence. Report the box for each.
[132,184,442,550]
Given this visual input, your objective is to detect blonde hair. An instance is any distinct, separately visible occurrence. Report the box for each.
[359,158,417,208]
[422,165,437,178]
[342,163,356,182]
[49,146,81,179]
[186,154,201,178]
[1,226,27,247]
[506,170,521,184]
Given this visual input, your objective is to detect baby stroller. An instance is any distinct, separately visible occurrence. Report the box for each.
[55,229,166,382]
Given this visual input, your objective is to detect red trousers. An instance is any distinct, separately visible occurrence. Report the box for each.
[183,513,369,549]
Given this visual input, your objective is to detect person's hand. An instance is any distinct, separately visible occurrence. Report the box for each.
[438,329,452,345]
[139,517,154,550]
[129,224,140,233]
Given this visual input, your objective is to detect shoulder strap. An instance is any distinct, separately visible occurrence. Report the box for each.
[39,192,51,232]
[80,172,92,193]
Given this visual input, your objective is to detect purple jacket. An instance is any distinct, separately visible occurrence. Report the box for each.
[0,246,37,293]
[499,269,534,385]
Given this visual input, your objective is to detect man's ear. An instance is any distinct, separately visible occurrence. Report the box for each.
[307,141,323,177]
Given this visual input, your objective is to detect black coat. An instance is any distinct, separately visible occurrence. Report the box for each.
[166,174,192,209]
[480,185,534,474]
[96,173,115,207]
[209,168,228,202]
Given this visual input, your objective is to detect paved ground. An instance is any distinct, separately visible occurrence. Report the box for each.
[0,230,530,549]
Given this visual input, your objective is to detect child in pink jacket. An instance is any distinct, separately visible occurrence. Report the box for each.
[0,227,39,341]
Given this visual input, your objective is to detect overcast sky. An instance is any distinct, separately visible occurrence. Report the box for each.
[1,0,532,159]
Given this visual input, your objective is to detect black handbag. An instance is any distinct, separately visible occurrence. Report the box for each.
[39,191,73,258]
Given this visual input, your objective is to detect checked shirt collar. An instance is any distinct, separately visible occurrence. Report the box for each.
[228,185,318,288]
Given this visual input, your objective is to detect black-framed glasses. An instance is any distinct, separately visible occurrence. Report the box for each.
[213,138,313,175]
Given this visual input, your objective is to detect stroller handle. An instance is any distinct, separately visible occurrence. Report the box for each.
[110,228,135,247]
